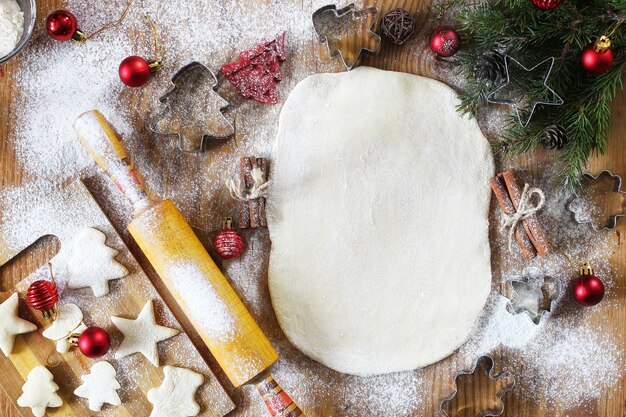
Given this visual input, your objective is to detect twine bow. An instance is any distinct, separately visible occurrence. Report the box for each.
[501,184,545,251]
[226,167,269,201]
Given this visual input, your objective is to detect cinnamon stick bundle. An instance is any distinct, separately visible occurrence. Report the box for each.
[489,174,537,260]
[501,169,550,256]
[239,156,268,228]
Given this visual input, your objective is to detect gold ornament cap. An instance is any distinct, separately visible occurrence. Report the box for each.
[579,261,594,276]
[594,36,612,53]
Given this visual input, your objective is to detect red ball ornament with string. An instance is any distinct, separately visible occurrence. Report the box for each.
[430,27,460,57]
[26,264,58,321]
[531,0,562,10]
[76,327,111,359]
[46,10,85,42]
[118,15,163,87]
[581,36,614,74]
[214,218,244,260]
[572,262,605,306]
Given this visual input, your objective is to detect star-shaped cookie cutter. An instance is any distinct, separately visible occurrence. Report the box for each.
[568,170,626,230]
[506,267,560,325]
[487,55,564,128]
[312,3,381,70]
[439,356,515,417]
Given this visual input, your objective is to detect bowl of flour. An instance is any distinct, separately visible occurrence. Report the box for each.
[0,0,35,64]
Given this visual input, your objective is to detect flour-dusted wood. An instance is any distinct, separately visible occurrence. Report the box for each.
[268,67,495,375]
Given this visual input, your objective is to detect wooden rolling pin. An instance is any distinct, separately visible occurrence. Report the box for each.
[74,110,305,417]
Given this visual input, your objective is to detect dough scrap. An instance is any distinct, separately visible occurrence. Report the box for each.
[74,361,122,411]
[111,300,179,366]
[147,365,203,417]
[268,67,494,375]
[64,227,129,297]
[17,366,63,417]
[0,293,37,356]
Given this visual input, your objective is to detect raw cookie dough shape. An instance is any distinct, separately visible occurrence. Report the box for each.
[42,303,87,353]
[268,67,494,375]
[147,365,203,417]
[111,300,179,366]
[17,366,63,417]
[74,361,122,411]
[0,293,37,356]
[63,227,129,297]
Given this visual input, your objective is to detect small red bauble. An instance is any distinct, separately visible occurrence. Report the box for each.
[572,262,605,307]
[77,327,111,358]
[531,0,562,10]
[26,280,58,319]
[214,218,244,260]
[46,10,82,42]
[119,56,163,87]
[581,36,614,74]
[430,27,460,57]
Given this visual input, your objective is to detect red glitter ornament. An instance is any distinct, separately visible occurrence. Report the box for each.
[214,218,245,260]
[119,56,162,87]
[572,262,605,307]
[531,0,562,10]
[581,36,614,74]
[430,27,460,57]
[46,10,84,42]
[220,32,287,104]
[26,264,58,321]
[77,327,111,358]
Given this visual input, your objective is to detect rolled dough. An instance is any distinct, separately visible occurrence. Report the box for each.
[268,67,494,376]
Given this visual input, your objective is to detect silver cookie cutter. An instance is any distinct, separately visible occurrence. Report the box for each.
[439,356,515,417]
[568,170,626,230]
[312,3,381,70]
[150,62,234,153]
[506,267,560,325]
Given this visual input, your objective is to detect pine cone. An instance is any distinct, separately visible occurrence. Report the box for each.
[541,125,568,150]
[473,49,506,88]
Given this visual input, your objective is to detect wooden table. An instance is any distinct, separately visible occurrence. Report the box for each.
[1,0,624,416]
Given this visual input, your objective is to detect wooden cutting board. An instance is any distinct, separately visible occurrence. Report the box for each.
[0,180,235,417]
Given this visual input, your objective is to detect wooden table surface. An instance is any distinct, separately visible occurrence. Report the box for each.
[1,0,624,416]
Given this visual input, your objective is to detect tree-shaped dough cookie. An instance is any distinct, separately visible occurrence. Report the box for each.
[61,227,129,297]
[148,366,203,417]
[74,361,121,411]
[17,366,63,417]
[151,62,234,152]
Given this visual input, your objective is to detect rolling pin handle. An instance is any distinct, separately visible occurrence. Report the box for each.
[255,371,306,417]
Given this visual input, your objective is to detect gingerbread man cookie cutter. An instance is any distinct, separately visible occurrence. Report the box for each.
[312,3,381,70]
[568,170,626,231]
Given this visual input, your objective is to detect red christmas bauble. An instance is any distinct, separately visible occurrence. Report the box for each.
[572,275,605,306]
[78,327,111,358]
[26,280,58,312]
[119,56,152,87]
[430,27,460,57]
[46,10,79,41]
[214,222,244,260]
[532,0,562,10]
[581,42,614,74]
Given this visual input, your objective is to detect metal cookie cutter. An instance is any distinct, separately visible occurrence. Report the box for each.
[439,356,515,417]
[568,170,626,230]
[150,62,234,153]
[506,267,560,325]
[312,3,381,70]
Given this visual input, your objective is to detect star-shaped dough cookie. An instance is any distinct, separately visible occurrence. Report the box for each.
[0,293,37,356]
[111,300,179,366]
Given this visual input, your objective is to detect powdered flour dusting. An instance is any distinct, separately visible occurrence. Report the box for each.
[0,0,23,57]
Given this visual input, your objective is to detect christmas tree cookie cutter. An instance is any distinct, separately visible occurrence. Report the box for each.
[150,62,234,153]
[439,356,515,417]
[506,267,560,325]
[568,170,626,230]
[312,3,381,70]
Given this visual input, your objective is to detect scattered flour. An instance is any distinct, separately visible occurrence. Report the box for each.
[0,0,23,58]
